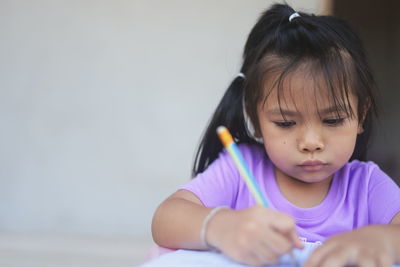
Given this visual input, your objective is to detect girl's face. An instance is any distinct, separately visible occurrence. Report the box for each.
[257,68,363,184]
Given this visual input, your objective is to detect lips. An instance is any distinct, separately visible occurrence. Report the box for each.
[299,160,327,171]
[300,160,326,166]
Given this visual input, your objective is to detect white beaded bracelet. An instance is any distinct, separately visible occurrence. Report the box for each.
[200,206,230,250]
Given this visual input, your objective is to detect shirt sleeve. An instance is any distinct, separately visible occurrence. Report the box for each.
[368,164,400,224]
[179,148,241,208]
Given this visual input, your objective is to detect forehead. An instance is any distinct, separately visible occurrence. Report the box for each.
[261,63,357,112]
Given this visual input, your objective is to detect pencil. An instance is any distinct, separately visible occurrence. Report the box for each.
[217,126,269,207]
[216,126,299,266]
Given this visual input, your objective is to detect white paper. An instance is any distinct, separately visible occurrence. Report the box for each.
[141,242,316,267]
[140,242,400,267]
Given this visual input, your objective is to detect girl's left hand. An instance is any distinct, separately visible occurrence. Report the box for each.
[303,225,397,267]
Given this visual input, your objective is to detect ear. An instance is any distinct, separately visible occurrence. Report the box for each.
[252,125,264,143]
[252,121,264,143]
[357,101,370,135]
[357,124,364,134]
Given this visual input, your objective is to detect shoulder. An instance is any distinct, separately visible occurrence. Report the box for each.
[340,160,398,191]
[341,160,379,176]
[342,161,400,224]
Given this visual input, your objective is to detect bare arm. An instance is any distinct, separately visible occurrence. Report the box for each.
[151,189,213,250]
[390,212,400,264]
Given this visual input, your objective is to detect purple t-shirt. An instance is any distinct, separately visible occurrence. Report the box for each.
[181,144,400,243]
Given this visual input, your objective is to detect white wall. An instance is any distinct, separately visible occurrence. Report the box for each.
[0,0,321,241]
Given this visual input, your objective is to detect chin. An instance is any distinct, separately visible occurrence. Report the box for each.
[292,172,333,184]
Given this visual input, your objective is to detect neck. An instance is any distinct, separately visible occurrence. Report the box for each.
[274,167,333,208]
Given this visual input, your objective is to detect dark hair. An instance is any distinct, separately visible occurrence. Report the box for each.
[192,3,377,177]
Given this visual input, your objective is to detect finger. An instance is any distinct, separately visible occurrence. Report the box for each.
[309,245,361,267]
[231,249,263,267]
[274,223,303,249]
[319,254,351,267]
[254,243,280,266]
[288,228,304,249]
[303,244,335,267]
[268,214,303,249]
[243,251,264,267]
[356,257,376,267]
[241,249,278,267]
[376,254,392,267]
[261,228,294,255]
[269,213,296,234]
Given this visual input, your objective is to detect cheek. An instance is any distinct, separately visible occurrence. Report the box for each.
[263,138,291,161]
[329,127,359,158]
[263,141,293,173]
[260,126,292,156]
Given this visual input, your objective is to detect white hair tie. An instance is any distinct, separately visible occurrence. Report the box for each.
[289,12,300,22]
[237,72,246,79]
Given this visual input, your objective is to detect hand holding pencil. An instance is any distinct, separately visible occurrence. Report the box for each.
[206,205,302,266]
[208,126,303,266]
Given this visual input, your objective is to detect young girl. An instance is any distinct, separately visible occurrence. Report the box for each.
[152,3,400,267]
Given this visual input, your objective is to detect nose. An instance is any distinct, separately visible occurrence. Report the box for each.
[298,126,324,153]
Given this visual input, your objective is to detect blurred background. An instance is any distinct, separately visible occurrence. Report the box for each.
[0,0,398,266]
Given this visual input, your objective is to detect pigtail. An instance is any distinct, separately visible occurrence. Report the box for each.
[192,76,256,177]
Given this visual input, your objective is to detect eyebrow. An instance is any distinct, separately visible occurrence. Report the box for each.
[265,105,351,116]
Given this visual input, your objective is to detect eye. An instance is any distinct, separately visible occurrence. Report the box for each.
[274,121,296,128]
[323,118,345,126]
